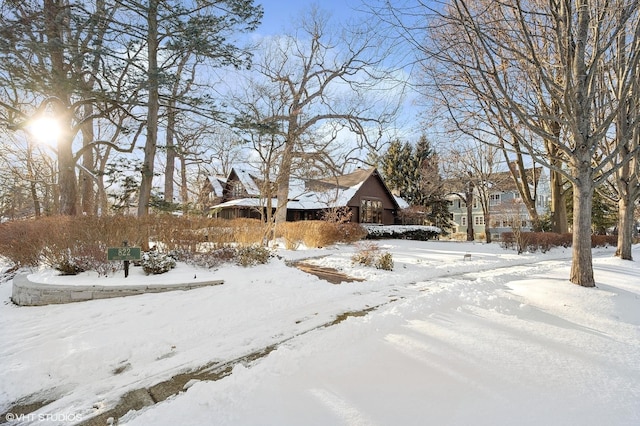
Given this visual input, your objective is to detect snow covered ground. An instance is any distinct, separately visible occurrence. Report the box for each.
[1,240,639,425]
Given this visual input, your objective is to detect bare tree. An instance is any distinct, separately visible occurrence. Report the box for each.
[610,12,640,260]
[0,1,145,216]
[441,162,475,241]
[451,141,500,243]
[199,126,246,178]
[382,0,640,286]
[231,6,402,227]
[0,130,57,218]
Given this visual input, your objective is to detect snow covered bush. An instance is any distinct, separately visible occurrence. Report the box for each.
[176,246,238,268]
[141,251,177,275]
[41,241,115,276]
[364,225,441,241]
[351,242,379,266]
[236,245,271,267]
[44,247,90,275]
[351,242,394,271]
[375,252,394,271]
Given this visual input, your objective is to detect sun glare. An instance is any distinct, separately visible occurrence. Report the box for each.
[29,117,61,145]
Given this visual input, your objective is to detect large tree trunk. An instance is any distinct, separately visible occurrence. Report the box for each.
[275,142,293,225]
[80,105,95,215]
[164,101,177,203]
[568,0,596,287]
[95,147,111,215]
[569,166,595,287]
[465,190,474,241]
[483,216,492,243]
[550,168,568,233]
[180,155,188,214]
[58,134,78,216]
[138,0,159,221]
[616,196,634,260]
[25,143,41,217]
[511,154,541,232]
[45,0,76,215]
[543,104,568,234]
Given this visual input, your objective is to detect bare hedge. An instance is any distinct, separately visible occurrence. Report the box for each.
[0,216,367,274]
[501,232,619,253]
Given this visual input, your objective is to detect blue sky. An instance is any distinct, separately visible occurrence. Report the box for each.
[252,0,425,143]
[257,0,364,35]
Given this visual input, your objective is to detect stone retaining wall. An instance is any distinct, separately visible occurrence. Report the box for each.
[11,273,224,307]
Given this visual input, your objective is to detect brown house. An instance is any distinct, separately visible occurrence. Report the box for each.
[206,167,406,225]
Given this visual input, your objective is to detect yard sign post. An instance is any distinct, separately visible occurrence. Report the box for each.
[107,240,142,278]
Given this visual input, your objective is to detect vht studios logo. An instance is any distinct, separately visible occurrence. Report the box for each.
[5,412,83,423]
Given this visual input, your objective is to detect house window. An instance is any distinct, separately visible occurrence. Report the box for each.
[360,199,383,223]
[231,181,244,198]
[490,194,500,206]
[461,216,467,226]
[474,216,485,226]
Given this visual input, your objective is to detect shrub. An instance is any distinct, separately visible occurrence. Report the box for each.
[501,232,618,253]
[302,221,340,248]
[364,225,440,241]
[141,251,177,275]
[500,232,515,249]
[179,246,238,268]
[276,221,365,250]
[236,245,271,267]
[351,242,394,271]
[0,219,49,267]
[591,234,617,248]
[335,222,368,243]
[351,242,380,266]
[375,252,394,271]
[232,219,268,246]
[45,248,89,275]
[276,222,305,250]
[43,242,115,276]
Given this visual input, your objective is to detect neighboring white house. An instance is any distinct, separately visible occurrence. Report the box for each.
[447,166,551,240]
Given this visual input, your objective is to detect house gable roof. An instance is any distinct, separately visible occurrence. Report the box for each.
[347,168,402,210]
[206,176,226,198]
[214,166,402,212]
[230,168,262,197]
[444,165,543,195]
[304,167,402,211]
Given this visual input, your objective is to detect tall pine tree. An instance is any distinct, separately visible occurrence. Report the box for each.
[380,135,452,231]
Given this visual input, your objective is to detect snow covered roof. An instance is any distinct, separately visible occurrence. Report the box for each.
[311,167,374,189]
[288,182,362,210]
[215,166,400,212]
[394,195,409,209]
[212,187,359,210]
[233,168,262,196]
[207,176,226,197]
[212,197,273,209]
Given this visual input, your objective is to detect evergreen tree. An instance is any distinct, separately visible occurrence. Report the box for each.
[380,135,452,231]
[380,139,410,197]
